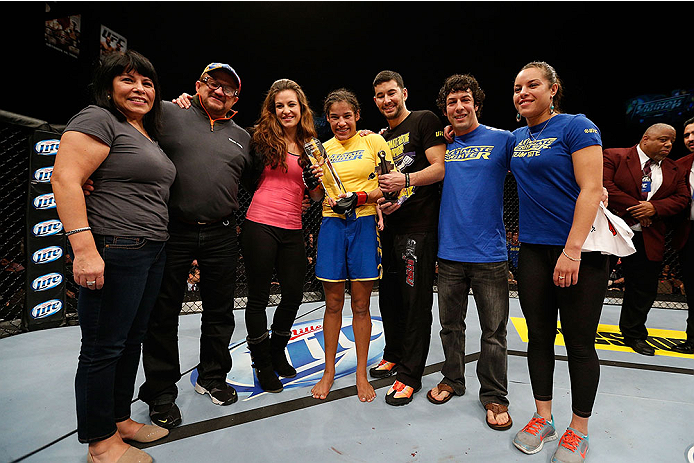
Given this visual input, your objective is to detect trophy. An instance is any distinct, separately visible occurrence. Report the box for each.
[304,137,363,215]
[375,150,399,201]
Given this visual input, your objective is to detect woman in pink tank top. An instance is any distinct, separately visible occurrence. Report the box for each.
[241,79,324,392]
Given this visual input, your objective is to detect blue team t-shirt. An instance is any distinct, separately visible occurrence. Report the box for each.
[510,113,602,246]
[438,124,515,263]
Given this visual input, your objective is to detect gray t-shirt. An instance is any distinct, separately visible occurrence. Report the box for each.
[64,105,176,240]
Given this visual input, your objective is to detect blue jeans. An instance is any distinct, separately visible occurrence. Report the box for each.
[139,218,238,406]
[75,235,166,443]
[436,258,509,406]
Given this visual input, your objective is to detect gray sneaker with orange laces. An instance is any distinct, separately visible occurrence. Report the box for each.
[551,427,589,463]
[513,412,558,454]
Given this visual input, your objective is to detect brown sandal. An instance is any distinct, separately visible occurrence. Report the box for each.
[485,403,513,431]
[426,383,455,405]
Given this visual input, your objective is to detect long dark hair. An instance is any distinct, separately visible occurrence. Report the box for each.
[252,79,317,170]
[91,50,163,139]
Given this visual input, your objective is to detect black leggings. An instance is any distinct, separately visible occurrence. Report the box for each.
[517,243,609,418]
[240,220,307,341]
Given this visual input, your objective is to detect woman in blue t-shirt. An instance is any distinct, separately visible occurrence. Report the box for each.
[509,62,608,463]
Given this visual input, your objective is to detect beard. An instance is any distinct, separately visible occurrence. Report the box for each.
[382,104,403,120]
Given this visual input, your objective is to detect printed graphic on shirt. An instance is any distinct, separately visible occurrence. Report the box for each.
[446,145,494,162]
[330,150,364,163]
[384,132,417,205]
[512,137,557,158]
[386,132,415,171]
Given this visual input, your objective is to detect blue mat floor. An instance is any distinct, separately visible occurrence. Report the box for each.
[1,296,692,463]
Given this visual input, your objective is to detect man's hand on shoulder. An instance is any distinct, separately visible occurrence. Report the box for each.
[172,93,194,109]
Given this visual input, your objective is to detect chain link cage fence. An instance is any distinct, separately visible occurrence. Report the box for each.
[0,113,688,337]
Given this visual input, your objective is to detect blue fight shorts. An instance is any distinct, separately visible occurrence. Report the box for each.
[315,215,381,282]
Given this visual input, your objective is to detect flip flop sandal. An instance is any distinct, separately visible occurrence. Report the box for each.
[385,380,421,406]
[426,382,455,405]
[485,402,513,431]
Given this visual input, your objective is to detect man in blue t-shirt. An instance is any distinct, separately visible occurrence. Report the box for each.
[427,74,515,431]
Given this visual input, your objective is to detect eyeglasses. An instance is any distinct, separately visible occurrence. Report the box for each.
[201,76,238,97]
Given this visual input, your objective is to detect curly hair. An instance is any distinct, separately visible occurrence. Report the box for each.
[436,74,485,119]
[252,79,317,171]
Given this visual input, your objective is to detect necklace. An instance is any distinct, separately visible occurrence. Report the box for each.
[285,138,299,155]
[528,116,553,142]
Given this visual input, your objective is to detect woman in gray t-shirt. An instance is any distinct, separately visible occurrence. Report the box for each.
[52,50,175,463]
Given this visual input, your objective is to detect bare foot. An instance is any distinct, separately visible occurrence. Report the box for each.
[311,371,334,400]
[356,375,376,402]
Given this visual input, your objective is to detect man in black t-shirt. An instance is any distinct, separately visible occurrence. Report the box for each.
[369,70,446,406]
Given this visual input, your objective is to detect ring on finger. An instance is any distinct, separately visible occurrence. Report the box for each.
[86,281,96,286]
[558,276,565,280]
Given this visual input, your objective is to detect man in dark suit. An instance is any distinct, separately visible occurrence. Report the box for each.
[603,123,689,355]
[671,116,694,354]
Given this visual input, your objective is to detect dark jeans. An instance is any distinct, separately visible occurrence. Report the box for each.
[139,218,238,406]
[679,224,694,342]
[240,220,306,341]
[75,235,166,443]
[437,258,509,405]
[379,229,437,390]
[517,243,609,418]
[619,231,662,341]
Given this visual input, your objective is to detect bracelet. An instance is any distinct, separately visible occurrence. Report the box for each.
[405,172,410,188]
[562,249,581,262]
[65,226,91,236]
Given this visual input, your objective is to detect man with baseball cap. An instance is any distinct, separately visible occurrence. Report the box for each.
[136,62,252,427]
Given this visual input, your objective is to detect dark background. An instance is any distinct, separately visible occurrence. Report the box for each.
[3,1,694,157]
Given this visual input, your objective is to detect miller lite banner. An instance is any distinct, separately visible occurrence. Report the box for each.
[24,131,66,330]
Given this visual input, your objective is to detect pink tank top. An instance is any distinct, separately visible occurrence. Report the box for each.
[245,153,305,229]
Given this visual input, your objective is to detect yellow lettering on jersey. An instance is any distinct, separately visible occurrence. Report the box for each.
[445,145,493,162]
[387,133,410,160]
[512,137,557,158]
